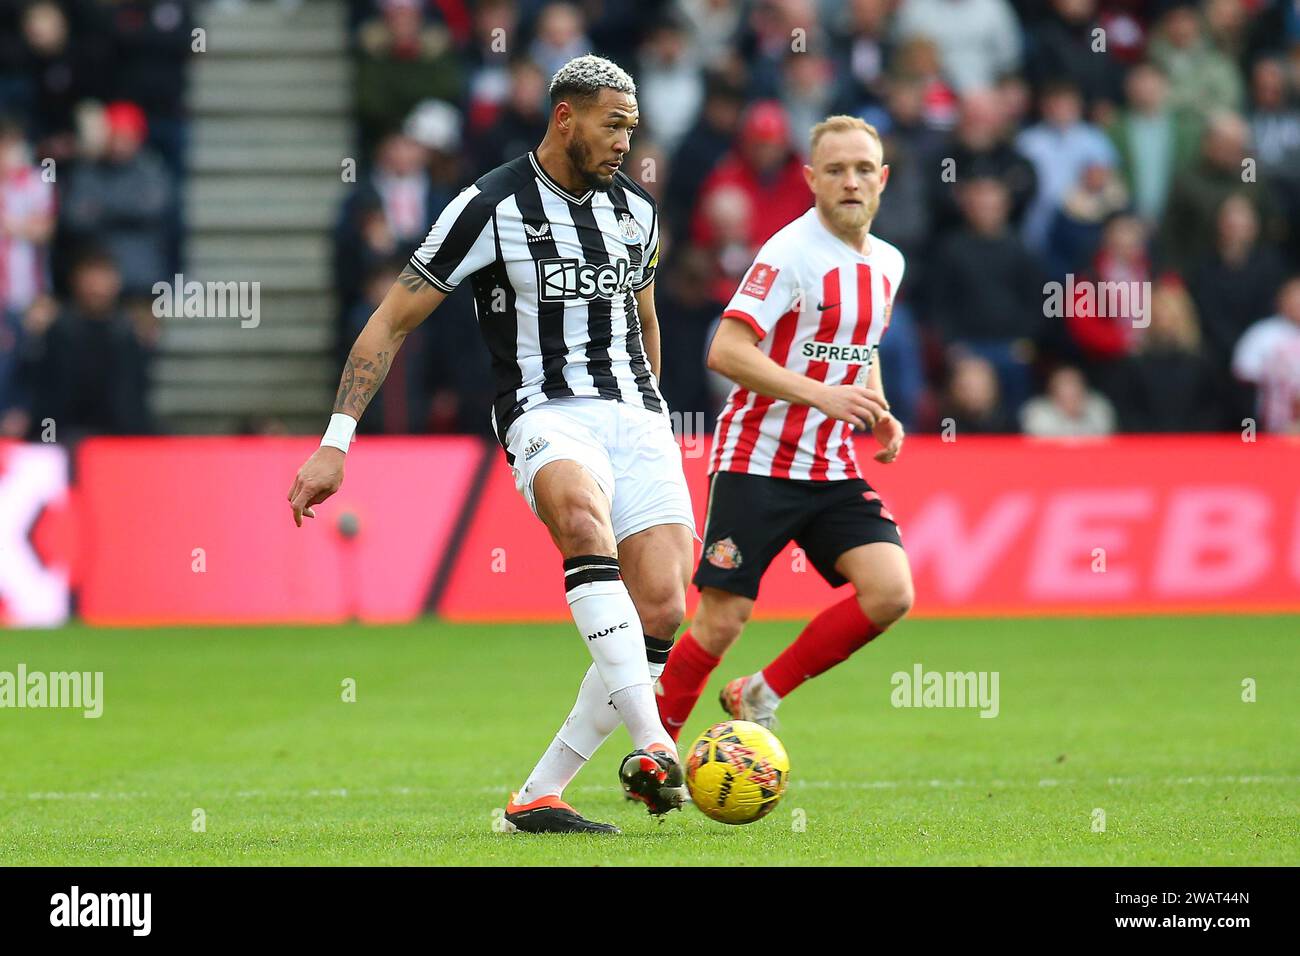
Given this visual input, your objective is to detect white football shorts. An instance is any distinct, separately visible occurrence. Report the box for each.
[504,397,697,543]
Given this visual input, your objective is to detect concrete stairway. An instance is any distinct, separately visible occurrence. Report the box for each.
[158,0,353,433]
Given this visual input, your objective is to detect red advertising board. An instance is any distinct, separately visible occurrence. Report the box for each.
[3,435,1297,627]
[439,435,1300,620]
[74,436,484,625]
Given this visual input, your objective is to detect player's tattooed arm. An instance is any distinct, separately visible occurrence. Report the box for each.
[333,349,393,418]
[289,261,446,527]
[330,263,448,421]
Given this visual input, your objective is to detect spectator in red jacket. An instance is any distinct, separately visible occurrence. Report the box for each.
[690,101,811,249]
[1065,212,1152,364]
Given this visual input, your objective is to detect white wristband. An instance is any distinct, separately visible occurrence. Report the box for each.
[320,413,357,453]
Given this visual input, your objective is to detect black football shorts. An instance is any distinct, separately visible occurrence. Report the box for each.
[692,471,903,599]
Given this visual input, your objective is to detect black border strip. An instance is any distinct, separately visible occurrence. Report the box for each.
[423,437,499,614]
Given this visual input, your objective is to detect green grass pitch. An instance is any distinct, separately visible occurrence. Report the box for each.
[1,615,1296,866]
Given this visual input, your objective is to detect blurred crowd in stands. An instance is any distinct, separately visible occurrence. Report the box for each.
[2,0,1299,441]
[1,0,187,439]
[338,0,1300,438]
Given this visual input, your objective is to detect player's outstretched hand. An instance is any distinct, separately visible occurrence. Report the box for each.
[872,413,904,463]
[287,446,345,527]
[817,384,889,432]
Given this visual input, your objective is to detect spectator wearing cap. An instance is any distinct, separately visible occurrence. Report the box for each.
[369,130,435,247]
[62,101,174,295]
[105,0,194,182]
[404,98,463,204]
[893,0,1023,93]
[1147,0,1244,121]
[691,101,810,250]
[1015,79,1117,248]
[355,0,463,153]
[1107,60,1201,226]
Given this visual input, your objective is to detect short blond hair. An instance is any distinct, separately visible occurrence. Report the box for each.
[809,115,882,160]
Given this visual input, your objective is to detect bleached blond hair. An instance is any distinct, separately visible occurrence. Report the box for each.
[809,115,883,160]
[549,55,637,104]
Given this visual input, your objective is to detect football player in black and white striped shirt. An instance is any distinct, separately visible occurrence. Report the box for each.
[288,56,695,833]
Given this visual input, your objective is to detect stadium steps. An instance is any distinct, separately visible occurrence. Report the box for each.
[164,0,353,434]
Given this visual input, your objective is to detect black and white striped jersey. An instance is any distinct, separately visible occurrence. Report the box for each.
[408,151,665,447]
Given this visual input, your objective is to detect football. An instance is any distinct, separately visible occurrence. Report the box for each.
[685,720,791,825]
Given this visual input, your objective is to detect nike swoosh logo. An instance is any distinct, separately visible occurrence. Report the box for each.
[665,717,685,727]
[817,302,839,311]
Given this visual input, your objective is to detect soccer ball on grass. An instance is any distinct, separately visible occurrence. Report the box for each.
[685,720,790,824]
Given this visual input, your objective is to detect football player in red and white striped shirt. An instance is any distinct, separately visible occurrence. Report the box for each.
[657,115,914,734]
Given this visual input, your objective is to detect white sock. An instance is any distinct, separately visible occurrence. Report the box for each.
[558,636,671,751]
[610,685,674,752]
[516,736,587,803]
[556,663,622,760]
[518,636,675,800]
[564,557,650,694]
[552,636,673,760]
[563,556,674,751]
[746,671,783,709]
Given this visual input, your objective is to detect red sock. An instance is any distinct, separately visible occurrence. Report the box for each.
[762,596,883,698]
[655,630,721,742]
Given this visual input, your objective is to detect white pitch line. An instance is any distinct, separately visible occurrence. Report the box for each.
[2,775,1296,802]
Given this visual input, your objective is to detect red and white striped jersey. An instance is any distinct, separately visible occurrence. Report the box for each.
[0,163,55,311]
[710,208,905,481]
